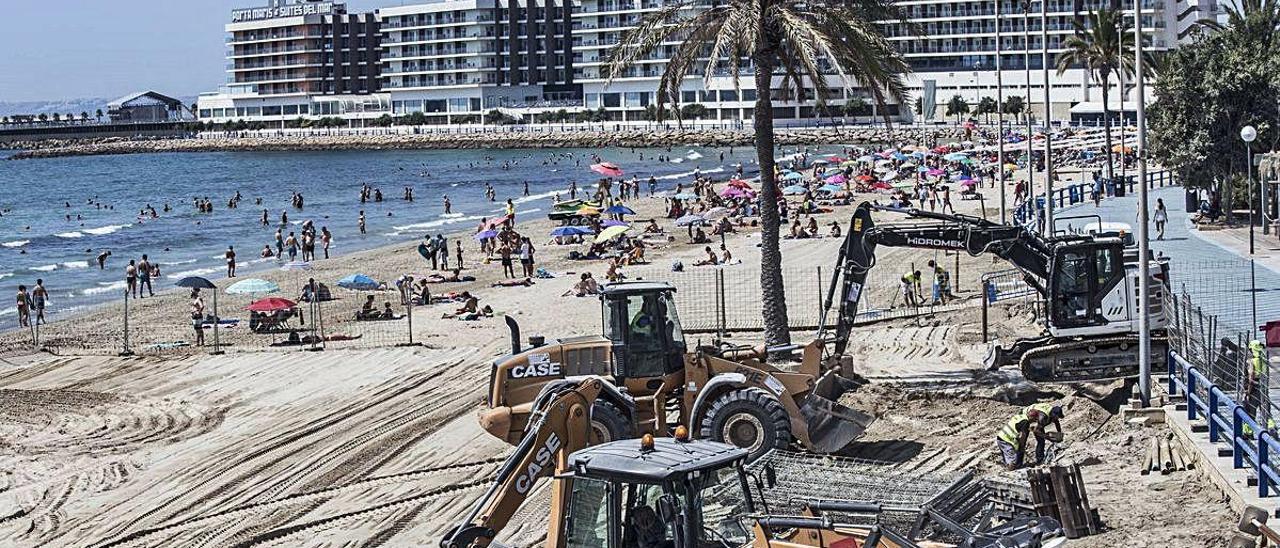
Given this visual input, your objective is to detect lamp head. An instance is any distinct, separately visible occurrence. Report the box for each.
[1242,125,1258,143]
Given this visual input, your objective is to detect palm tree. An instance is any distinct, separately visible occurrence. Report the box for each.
[1004,95,1026,124]
[37,113,48,123]
[95,109,104,122]
[80,111,89,123]
[1056,7,1134,183]
[977,96,997,124]
[1198,0,1280,43]
[605,0,910,347]
[946,95,969,124]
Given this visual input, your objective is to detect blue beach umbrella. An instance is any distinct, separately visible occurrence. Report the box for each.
[601,219,629,228]
[673,192,698,200]
[604,204,636,216]
[675,214,706,227]
[337,273,379,290]
[943,152,969,162]
[551,226,593,237]
[782,171,805,180]
[226,278,280,295]
[892,152,911,161]
[782,184,808,195]
[818,183,843,193]
[473,229,499,241]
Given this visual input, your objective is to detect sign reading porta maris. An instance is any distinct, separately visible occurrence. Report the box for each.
[231,1,339,22]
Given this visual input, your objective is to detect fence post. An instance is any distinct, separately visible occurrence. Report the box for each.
[1260,432,1271,497]
[1209,384,1219,442]
[120,290,133,356]
[1233,406,1245,469]
[816,266,823,331]
[1188,371,1199,421]
[403,275,416,347]
[981,279,990,343]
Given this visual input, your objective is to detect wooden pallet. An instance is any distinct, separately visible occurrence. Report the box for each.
[1026,463,1101,538]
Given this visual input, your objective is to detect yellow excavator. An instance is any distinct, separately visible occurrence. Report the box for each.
[482,281,874,462]
[443,377,1064,548]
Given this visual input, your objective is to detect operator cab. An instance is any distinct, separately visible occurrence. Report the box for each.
[601,282,688,381]
[1047,238,1126,330]
[561,437,754,548]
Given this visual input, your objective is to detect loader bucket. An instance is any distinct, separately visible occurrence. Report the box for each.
[798,371,875,453]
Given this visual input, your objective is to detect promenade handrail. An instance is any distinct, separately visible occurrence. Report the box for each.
[1169,350,1280,497]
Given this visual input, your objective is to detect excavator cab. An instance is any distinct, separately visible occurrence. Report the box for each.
[1046,239,1126,332]
[602,282,688,381]
[559,436,755,548]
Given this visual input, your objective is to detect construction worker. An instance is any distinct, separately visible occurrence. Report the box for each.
[1244,340,1273,436]
[996,403,1065,470]
[926,260,954,304]
[900,270,923,308]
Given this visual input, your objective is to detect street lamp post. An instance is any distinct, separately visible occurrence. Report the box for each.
[1243,125,1259,334]
[1041,0,1054,234]
[997,0,1007,223]
[1135,0,1151,407]
[1024,0,1035,228]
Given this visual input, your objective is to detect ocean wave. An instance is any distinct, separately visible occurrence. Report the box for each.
[57,231,84,239]
[0,308,14,317]
[0,272,12,281]
[31,264,58,272]
[439,212,465,218]
[393,214,486,232]
[61,261,89,269]
[513,189,561,204]
[685,151,703,160]
[2,240,29,248]
[83,224,131,236]
[83,281,127,295]
[656,167,725,181]
[164,258,198,266]
[167,266,222,280]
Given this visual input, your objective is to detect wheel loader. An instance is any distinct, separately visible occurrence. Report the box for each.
[481,281,873,461]
[444,377,1064,548]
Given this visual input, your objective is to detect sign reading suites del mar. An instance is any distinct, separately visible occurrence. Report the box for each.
[231,2,338,22]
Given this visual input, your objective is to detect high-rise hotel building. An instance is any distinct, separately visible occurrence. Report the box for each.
[198,0,1216,124]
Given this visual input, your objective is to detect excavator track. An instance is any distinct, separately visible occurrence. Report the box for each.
[1019,335,1168,384]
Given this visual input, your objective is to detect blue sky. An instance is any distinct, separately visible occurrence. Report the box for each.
[0,0,383,102]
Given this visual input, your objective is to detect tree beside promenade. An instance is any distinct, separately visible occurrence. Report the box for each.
[1150,0,1280,202]
[604,0,911,347]
[1055,7,1137,184]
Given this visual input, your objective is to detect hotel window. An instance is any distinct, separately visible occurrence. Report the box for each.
[624,92,642,106]
[681,90,697,103]
[298,104,309,114]
[602,93,621,107]
[263,106,282,116]
[247,107,262,116]
[283,105,299,115]
[720,90,738,101]
[448,98,470,112]
[199,109,212,118]
[585,93,599,107]
[742,89,756,101]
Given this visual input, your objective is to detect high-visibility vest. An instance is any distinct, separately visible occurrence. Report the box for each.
[997,411,1028,446]
[1027,403,1054,417]
[1251,341,1268,377]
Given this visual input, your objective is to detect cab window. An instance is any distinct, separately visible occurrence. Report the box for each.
[621,483,677,548]
[566,478,613,548]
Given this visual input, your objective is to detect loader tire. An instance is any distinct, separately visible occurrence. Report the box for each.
[589,401,631,445]
[699,388,791,461]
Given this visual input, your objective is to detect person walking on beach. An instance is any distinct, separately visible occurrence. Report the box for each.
[499,242,514,278]
[31,279,47,325]
[138,254,154,297]
[285,232,299,261]
[437,234,450,270]
[358,211,367,235]
[16,285,31,328]
[1154,198,1168,241]
[126,260,138,298]
[455,241,464,270]
[505,199,516,221]
[424,235,438,270]
[226,246,237,278]
[321,227,332,259]
[190,288,206,346]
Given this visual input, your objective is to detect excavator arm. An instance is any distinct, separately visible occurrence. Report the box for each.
[441,378,607,548]
[823,202,1053,356]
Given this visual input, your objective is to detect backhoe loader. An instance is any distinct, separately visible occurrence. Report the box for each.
[444,377,1064,548]
[482,281,873,462]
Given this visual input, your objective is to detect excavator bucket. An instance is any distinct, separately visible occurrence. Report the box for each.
[798,370,875,453]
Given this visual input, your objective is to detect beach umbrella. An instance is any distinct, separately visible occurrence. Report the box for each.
[917,166,931,173]
[960,179,978,188]
[872,181,893,191]
[727,179,753,190]
[927,168,946,177]
[943,152,969,162]
[594,224,630,243]
[337,273,379,291]
[911,151,928,158]
[881,171,900,182]
[892,152,910,161]
[811,159,830,165]
[673,192,698,200]
[719,186,752,199]
[782,184,808,195]
[675,214,706,226]
[1004,163,1020,171]
[175,276,216,290]
[601,219,629,228]
[226,278,280,295]
[827,156,847,163]
[474,229,498,241]
[551,226,593,237]
[247,297,297,312]
[818,183,843,193]
[856,155,875,163]
[704,207,732,220]
[825,174,847,184]
[590,162,624,177]
[604,204,636,216]
[782,171,805,181]
[855,174,875,183]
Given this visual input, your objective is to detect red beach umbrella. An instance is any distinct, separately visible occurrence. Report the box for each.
[247,297,297,312]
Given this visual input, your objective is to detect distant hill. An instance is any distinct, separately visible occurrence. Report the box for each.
[0,95,199,118]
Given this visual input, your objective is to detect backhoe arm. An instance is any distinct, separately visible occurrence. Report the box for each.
[823,202,1052,356]
[441,378,603,548]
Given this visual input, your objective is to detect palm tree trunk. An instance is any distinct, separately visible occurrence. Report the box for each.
[1101,74,1114,182]
[753,51,791,348]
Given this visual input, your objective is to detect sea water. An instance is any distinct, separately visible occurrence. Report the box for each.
[0,145,842,317]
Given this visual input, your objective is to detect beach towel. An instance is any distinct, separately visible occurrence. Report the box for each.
[535,268,555,279]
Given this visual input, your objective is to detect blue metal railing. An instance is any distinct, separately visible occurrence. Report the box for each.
[1170,350,1280,497]
[1012,182,1095,229]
